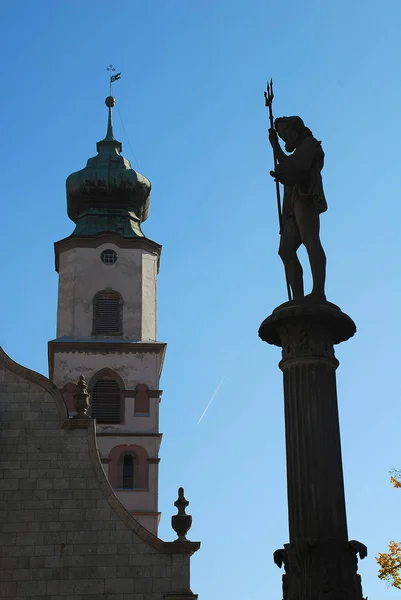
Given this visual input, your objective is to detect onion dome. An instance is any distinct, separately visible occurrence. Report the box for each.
[66,96,151,237]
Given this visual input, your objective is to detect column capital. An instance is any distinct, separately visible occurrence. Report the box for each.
[259,300,356,366]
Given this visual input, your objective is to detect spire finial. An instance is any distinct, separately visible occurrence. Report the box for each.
[103,65,121,142]
[104,95,116,140]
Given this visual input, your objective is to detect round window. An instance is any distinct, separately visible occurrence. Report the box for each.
[101,249,117,265]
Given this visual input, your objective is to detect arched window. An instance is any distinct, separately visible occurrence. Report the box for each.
[92,290,123,335]
[121,454,138,489]
[109,445,149,490]
[90,370,123,424]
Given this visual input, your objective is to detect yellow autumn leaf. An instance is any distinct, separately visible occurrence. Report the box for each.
[377,471,401,589]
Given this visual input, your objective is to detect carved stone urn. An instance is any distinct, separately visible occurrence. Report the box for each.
[73,375,90,419]
[172,487,192,542]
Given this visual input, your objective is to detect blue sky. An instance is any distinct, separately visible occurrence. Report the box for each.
[1,0,401,597]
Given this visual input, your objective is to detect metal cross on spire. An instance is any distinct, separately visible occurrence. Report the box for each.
[107,64,121,96]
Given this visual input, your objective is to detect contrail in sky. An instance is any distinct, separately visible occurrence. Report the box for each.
[197,374,227,425]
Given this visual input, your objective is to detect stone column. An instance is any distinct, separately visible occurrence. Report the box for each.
[259,301,366,600]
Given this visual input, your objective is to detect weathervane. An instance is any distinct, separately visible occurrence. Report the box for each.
[107,64,121,96]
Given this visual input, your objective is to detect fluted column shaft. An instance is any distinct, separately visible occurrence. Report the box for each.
[281,353,347,543]
[259,301,366,600]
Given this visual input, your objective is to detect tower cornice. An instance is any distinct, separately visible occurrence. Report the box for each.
[48,339,167,382]
[54,232,162,273]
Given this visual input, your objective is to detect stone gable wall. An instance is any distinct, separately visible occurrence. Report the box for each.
[0,349,198,600]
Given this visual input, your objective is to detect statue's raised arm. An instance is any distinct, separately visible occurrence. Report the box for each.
[268,116,327,301]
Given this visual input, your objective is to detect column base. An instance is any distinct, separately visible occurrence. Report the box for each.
[274,539,367,600]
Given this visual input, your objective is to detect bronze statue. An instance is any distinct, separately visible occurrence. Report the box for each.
[268,116,327,300]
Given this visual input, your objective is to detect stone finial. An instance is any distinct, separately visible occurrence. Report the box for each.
[171,487,192,542]
[73,375,90,419]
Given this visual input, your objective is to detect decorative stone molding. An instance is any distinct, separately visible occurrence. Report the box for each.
[48,341,167,380]
[54,232,162,273]
[122,389,136,397]
[279,320,336,364]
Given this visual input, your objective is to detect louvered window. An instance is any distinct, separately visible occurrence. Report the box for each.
[91,378,121,423]
[93,292,122,335]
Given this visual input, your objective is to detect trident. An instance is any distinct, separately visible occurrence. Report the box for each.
[264,79,292,301]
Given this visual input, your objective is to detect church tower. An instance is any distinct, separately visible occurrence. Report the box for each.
[48,94,165,536]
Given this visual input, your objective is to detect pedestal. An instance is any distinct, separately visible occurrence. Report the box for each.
[259,300,366,600]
